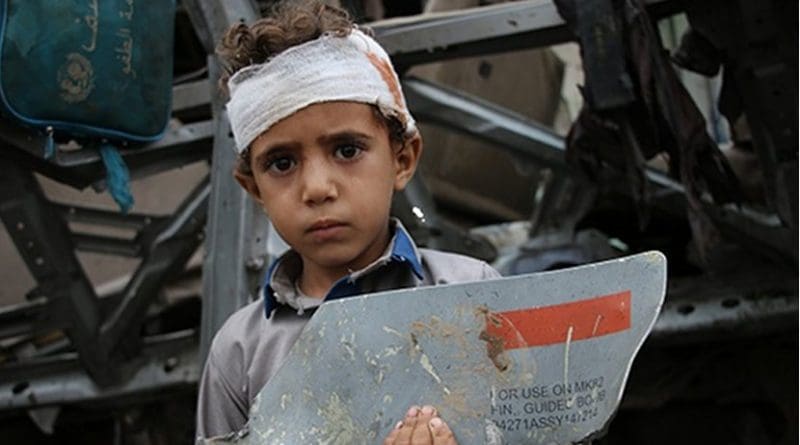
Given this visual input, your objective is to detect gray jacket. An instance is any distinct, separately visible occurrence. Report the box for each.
[196,229,499,440]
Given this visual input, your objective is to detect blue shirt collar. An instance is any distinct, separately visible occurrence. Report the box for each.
[262,220,423,318]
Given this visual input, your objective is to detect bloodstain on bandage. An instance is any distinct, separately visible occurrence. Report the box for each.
[482,291,631,351]
[366,52,406,115]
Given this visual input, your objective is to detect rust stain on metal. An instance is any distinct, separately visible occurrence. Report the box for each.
[478,329,510,371]
[476,306,511,372]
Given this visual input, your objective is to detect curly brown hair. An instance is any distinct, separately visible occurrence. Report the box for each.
[217,1,353,94]
[216,0,408,176]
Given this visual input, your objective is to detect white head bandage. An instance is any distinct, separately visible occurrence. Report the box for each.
[226,28,416,154]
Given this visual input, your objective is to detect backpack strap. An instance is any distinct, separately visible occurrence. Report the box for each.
[98,143,134,213]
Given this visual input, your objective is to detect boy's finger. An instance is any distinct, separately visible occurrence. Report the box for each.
[382,421,404,445]
[429,417,458,445]
[407,405,422,417]
[419,405,438,419]
[410,416,433,444]
[404,405,422,429]
[392,406,421,443]
[409,406,438,444]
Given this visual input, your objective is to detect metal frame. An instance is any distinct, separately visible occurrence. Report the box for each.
[403,77,796,261]
[372,0,682,71]
[182,0,272,367]
[0,330,197,410]
[0,161,106,382]
[650,287,797,344]
[681,0,798,231]
[0,157,209,385]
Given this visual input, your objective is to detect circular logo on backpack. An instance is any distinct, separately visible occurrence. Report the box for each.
[58,53,95,103]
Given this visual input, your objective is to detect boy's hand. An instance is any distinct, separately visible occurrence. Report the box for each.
[382,405,458,445]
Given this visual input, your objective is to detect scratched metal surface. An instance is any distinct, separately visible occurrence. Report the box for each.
[225,251,666,445]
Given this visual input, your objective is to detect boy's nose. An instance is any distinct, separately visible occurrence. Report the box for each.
[301,160,338,206]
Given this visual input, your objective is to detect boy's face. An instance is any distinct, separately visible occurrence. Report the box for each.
[236,101,421,276]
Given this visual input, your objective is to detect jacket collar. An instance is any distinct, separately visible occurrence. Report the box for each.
[262,219,423,318]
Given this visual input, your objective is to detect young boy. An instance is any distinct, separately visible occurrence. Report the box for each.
[196,1,499,442]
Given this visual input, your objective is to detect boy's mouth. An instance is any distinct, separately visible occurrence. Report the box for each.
[306,219,347,240]
[307,219,345,232]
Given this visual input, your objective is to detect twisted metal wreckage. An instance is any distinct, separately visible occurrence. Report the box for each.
[0,0,796,443]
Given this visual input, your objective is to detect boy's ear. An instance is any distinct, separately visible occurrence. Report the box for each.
[233,170,264,205]
[393,132,423,191]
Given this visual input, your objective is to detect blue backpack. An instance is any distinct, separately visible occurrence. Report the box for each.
[0,0,176,211]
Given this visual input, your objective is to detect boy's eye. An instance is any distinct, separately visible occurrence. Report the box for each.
[266,156,296,174]
[334,144,363,160]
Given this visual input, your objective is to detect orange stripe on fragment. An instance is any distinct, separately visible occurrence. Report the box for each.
[484,291,631,350]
